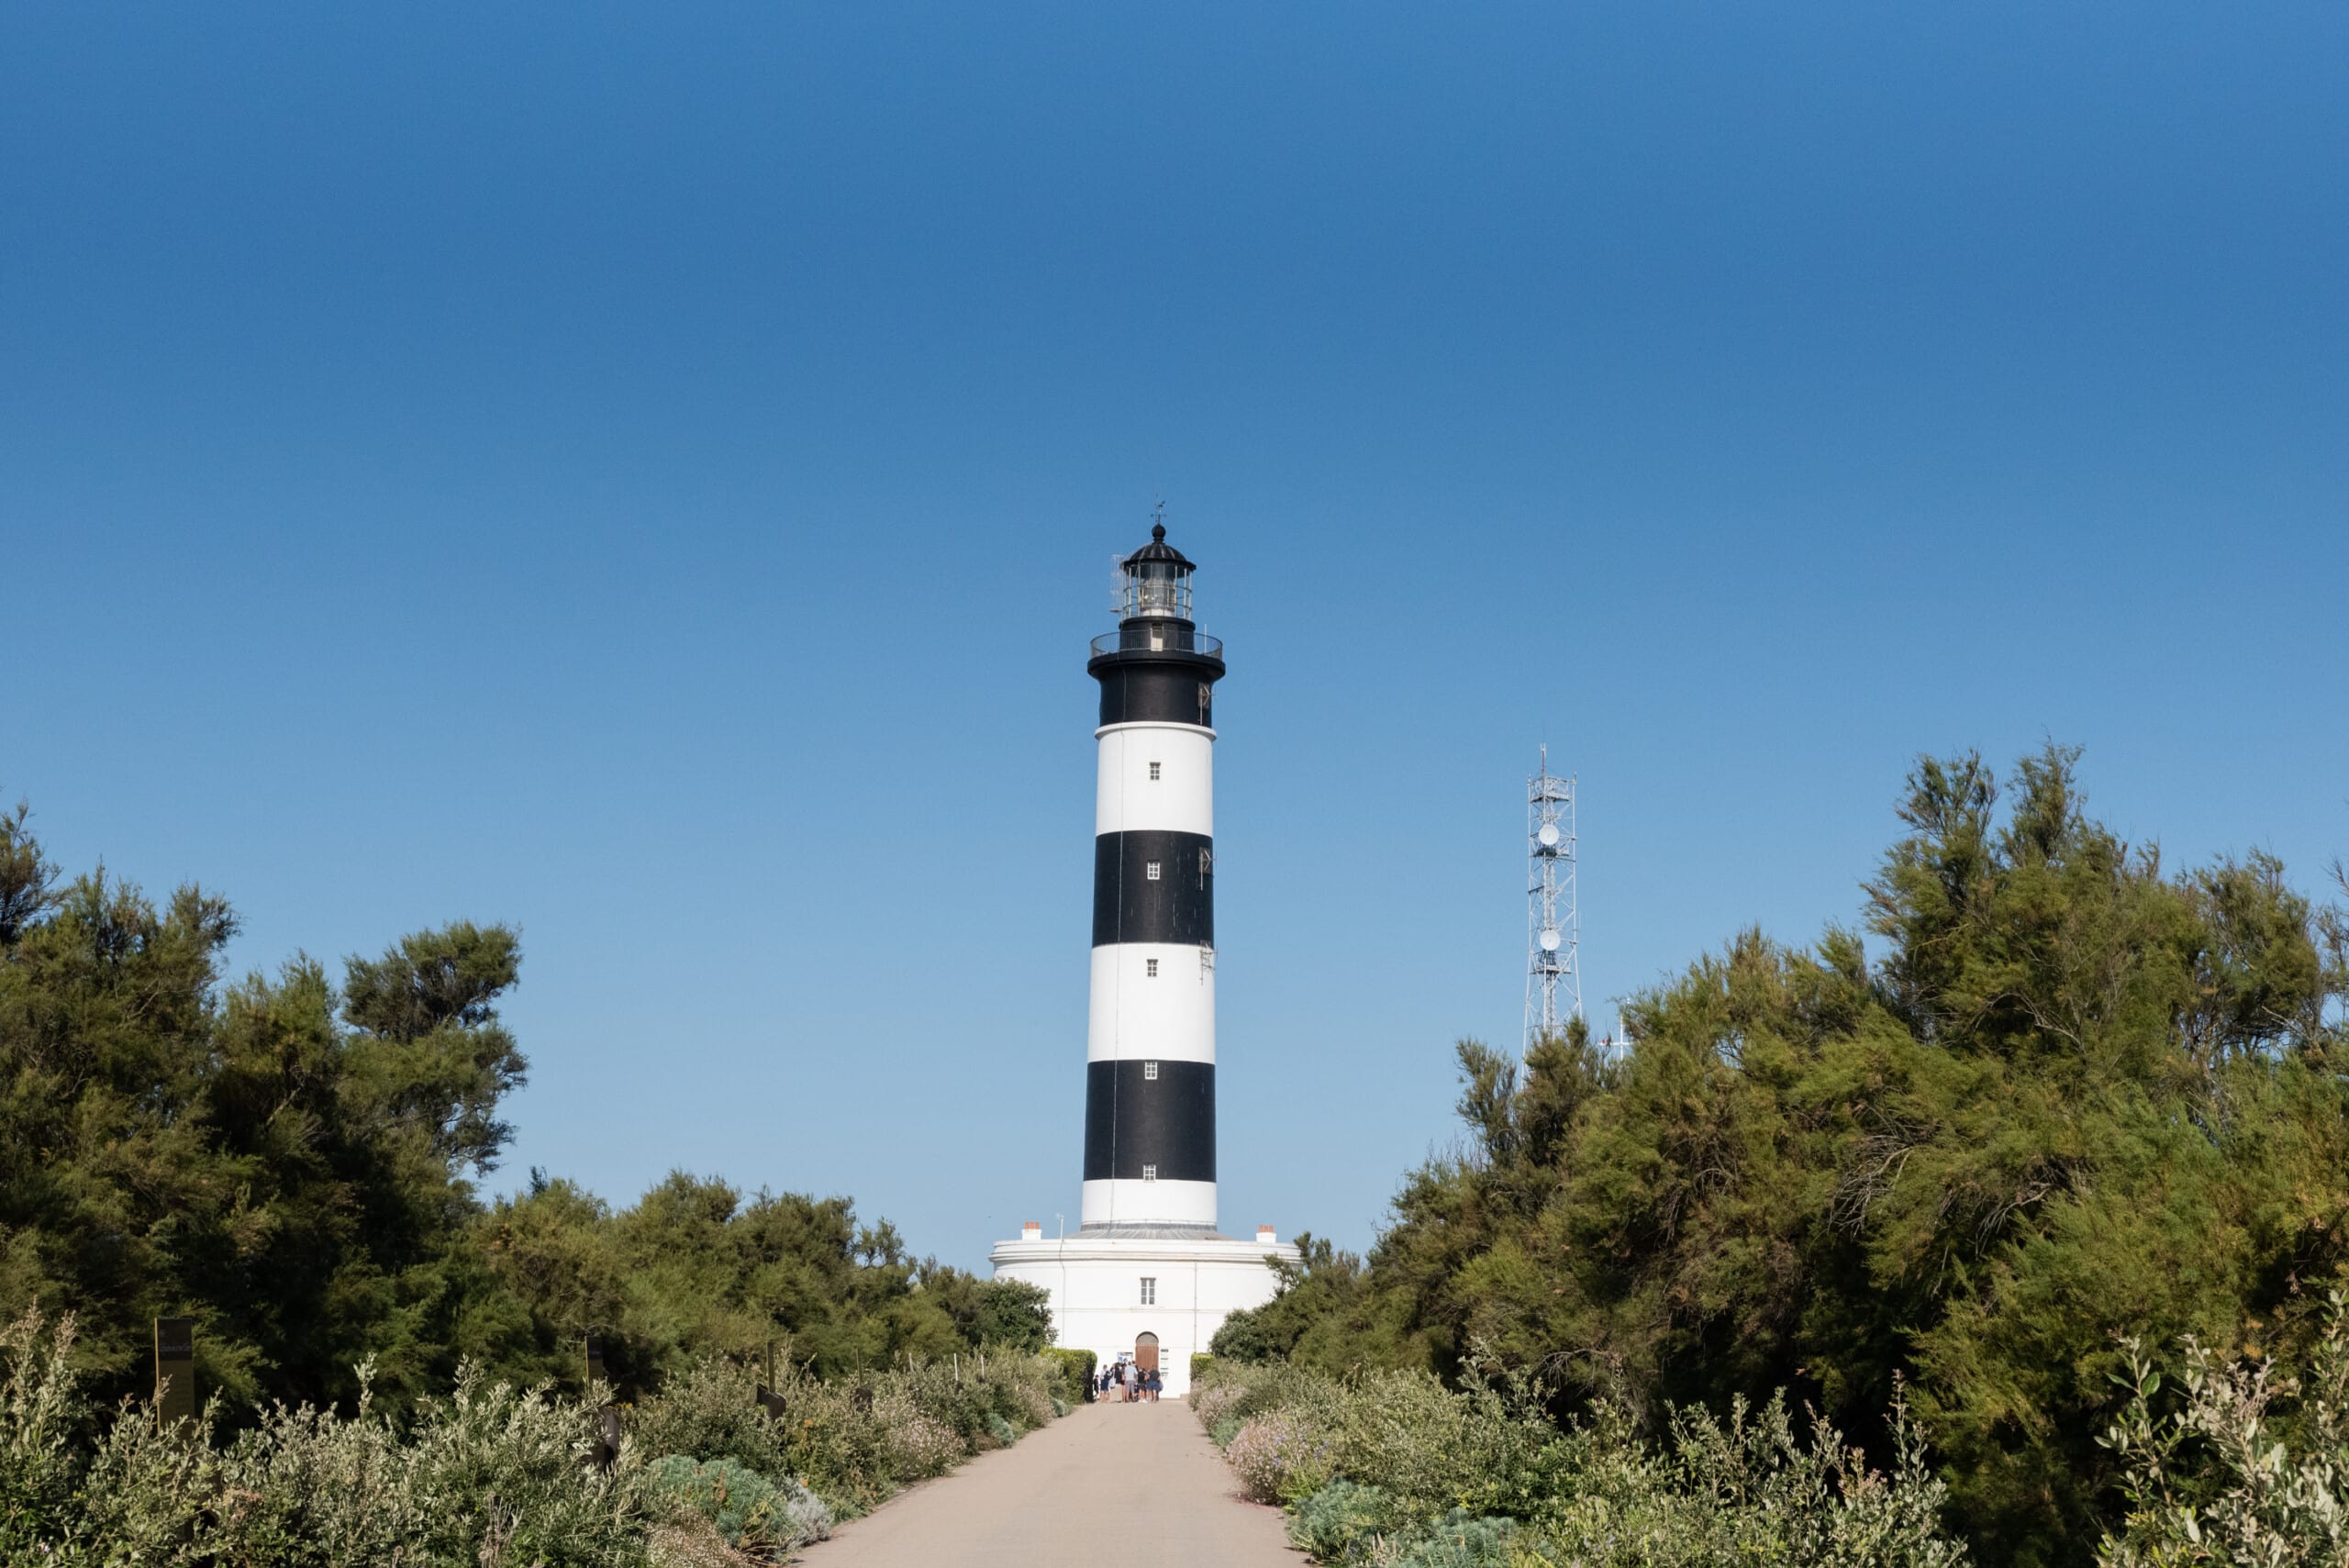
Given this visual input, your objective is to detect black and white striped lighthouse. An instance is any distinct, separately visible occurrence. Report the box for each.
[1081,520,1223,1229]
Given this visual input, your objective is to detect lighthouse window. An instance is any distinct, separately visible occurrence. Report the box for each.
[1141,1166,1157,1183]
[1140,1276,1157,1305]
[1149,761,1161,781]
[1143,1061,1159,1080]
[1145,861,1161,881]
[1145,958,1159,978]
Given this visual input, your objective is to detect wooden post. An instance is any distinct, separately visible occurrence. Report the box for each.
[153,1317,195,1428]
[756,1339,786,1423]
[584,1332,619,1469]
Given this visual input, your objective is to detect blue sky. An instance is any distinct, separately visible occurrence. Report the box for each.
[5,4,2343,1269]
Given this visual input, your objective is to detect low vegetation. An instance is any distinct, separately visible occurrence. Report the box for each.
[1193,1356,1968,1566]
[0,1307,1063,1563]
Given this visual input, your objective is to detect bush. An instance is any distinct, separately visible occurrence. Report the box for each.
[1205,1359,1969,1568]
[1043,1347,1097,1406]
[0,1309,83,1556]
[45,1358,651,1567]
[1191,1351,1216,1386]
[755,1350,1060,1511]
[0,1309,1063,1562]
[1386,1510,1520,1568]
[871,1385,965,1484]
[645,1454,829,1553]
[631,1357,794,1484]
[621,1357,833,1547]
[1191,1375,1250,1437]
[1288,1479,1399,1562]
[1226,1411,1338,1504]
[2096,1290,2349,1568]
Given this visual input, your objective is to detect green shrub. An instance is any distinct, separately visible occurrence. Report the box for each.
[1288,1479,1398,1562]
[1225,1411,1338,1504]
[646,1454,828,1552]
[0,1309,84,1556]
[872,1385,963,1483]
[756,1351,1056,1511]
[1384,1510,1519,1568]
[40,1358,651,1567]
[1205,1360,1969,1568]
[1191,1351,1215,1385]
[0,1309,1068,1562]
[630,1357,795,1484]
[2096,1291,2349,1568]
[1192,1375,1249,1436]
[1043,1347,1097,1406]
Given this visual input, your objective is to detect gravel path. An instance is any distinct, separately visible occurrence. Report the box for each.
[794,1398,1302,1567]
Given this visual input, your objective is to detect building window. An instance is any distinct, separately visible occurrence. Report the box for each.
[1141,1164,1157,1182]
[1145,861,1161,881]
[1146,957,1158,977]
[1143,1061,1159,1080]
[1140,1277,1157,1305]
[1149,761,1161,781]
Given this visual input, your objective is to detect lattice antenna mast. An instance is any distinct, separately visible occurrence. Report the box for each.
[1525,747,1580,1050]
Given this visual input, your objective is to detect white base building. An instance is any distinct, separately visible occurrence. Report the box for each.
[990,1223,1296,1399]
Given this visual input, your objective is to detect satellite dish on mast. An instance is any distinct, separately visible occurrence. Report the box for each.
[1537,823,1560,849]
[1540,928,1561,952]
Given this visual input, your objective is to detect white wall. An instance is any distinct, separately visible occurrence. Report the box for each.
[1094,722,1214,836]
[1080,1175,1216,1228]
[1086,942,1216,1063]
[992,1235,1292,1398]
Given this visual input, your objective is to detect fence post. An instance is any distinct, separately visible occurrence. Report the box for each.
[585,1332,619,1470]
[154,1317,195,1429]
[756,1338,786,1423]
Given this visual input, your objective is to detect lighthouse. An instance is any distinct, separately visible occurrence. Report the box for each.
[1084,520,1221,1229]
[991,518,1298,1396]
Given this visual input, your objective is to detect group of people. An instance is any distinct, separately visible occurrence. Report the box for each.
[1097,1358,1163,1402]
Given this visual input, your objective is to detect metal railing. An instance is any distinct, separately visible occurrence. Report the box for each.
[1089,630,1223,658]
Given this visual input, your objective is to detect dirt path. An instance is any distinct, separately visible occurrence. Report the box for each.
[794,1398,1302,1567]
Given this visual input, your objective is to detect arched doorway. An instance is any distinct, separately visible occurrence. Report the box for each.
[1134,1331,1159,1375]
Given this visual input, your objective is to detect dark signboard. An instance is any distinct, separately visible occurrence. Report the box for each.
[154,1317,195,1427]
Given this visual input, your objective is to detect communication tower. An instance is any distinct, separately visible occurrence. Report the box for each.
[1525,748,1579,1049]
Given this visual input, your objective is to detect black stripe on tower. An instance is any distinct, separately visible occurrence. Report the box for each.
[1083,1059,1216,1182]
[1093,829,1214,948]
[1089,638,1225,730]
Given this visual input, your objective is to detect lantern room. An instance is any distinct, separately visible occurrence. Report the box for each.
[1116,522,1195,623]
